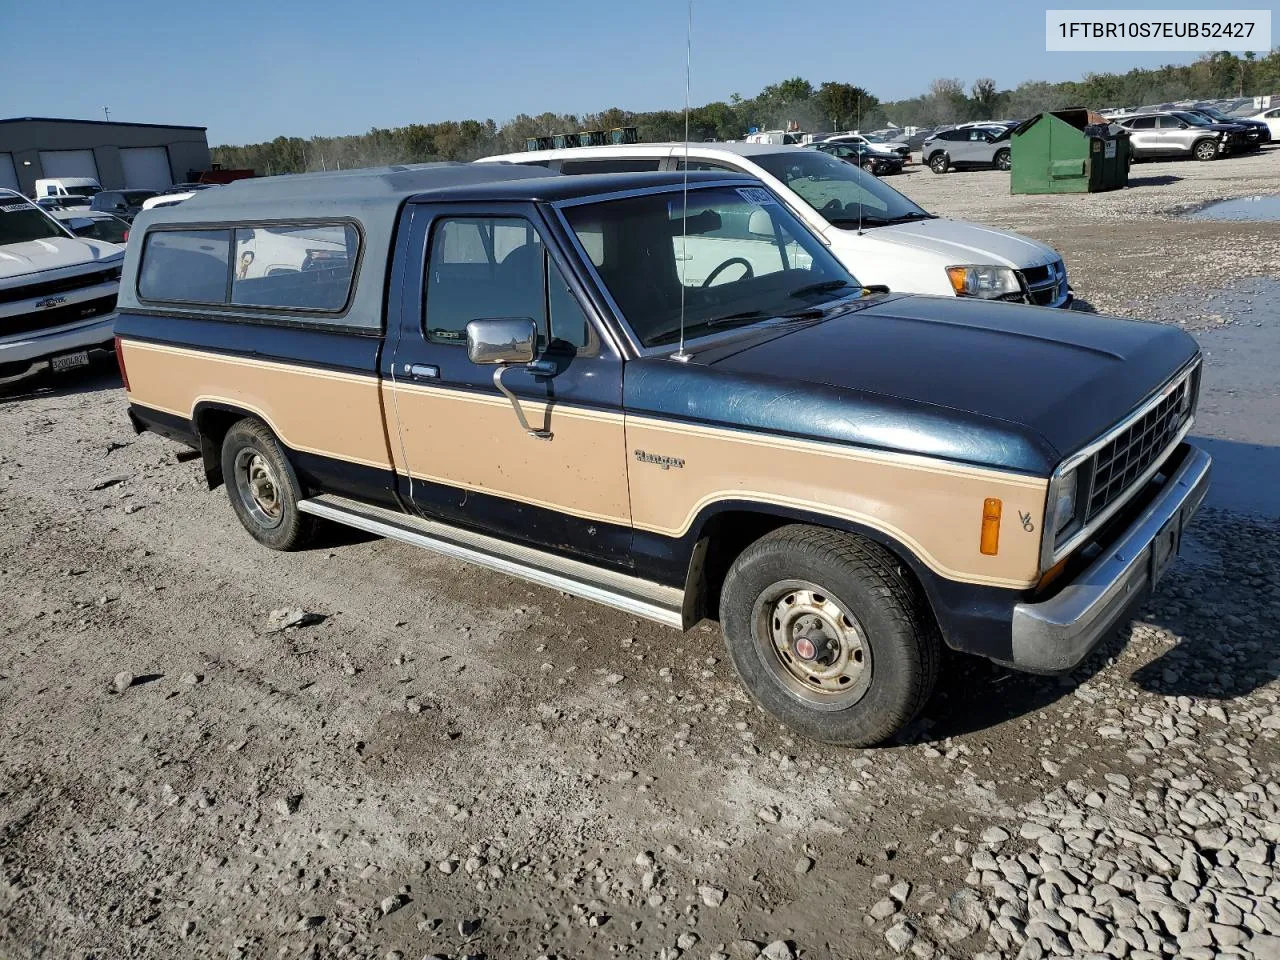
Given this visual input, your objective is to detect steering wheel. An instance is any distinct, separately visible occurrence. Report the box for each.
[701,257,755,288]
[820,198,844,217]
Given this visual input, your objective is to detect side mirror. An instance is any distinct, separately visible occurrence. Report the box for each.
[862,284,891,296]
[465,317,552,440]
[1178,122,1189,129]
[466,317,536,365]
[747,209,774,237]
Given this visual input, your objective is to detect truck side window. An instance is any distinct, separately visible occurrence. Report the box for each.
[547,257,596,353]
[425,217,597,356]
[425,217,546,345]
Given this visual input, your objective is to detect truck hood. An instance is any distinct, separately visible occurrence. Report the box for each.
[0,236,124,282]
[688,296,1199,471]
[846,217,1060,270]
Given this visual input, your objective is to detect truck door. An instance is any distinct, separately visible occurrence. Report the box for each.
[382,201,633,567]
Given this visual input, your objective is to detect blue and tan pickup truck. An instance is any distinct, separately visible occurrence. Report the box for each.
[113,163,1209,746]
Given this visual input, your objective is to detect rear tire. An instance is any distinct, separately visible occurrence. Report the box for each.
[1193,139,1219,162]
[929,154,948,174]
[221,419,316,551]
[995,149,1011,171]
[719,525,940,747]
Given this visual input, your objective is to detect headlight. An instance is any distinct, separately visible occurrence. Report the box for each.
[945,265,1022,299]
[1050,469,1080,538]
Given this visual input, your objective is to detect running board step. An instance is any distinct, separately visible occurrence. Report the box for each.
[298,494,687,629]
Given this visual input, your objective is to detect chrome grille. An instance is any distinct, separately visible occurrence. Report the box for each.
[1022,260,1066,306]
[1084,371,1194,522]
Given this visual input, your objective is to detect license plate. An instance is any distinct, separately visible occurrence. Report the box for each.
[1149,514,1181,586]
[51,351,90,373]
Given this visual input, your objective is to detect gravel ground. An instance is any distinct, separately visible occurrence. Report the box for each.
[1,153,1278,960]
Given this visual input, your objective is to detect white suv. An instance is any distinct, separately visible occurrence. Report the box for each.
[478,143,1071,307]
[0,189,124,386]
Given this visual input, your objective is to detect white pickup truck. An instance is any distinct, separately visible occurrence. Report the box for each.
[1,189,124,386]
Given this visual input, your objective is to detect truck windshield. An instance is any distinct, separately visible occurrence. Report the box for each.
[66,186,100,197]
[562,184,862,349]
[0,198,71,244]
[750,150,932,230]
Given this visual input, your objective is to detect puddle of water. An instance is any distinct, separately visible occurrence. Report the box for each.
[1186,194,1280,222]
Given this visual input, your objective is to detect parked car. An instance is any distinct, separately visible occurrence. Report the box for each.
[921,126,1013,173]
[116,163,1208,746]
[480,143,1071,307]
[807,140,904,176]
[34,177,101,206]
[90,189,160,222]
[51,209,131,245]
[1115,112,1245,161]
[1244,104,1280,140]
[1188,106,1270,145]
[0,189,122,386]
[825,133,912,163]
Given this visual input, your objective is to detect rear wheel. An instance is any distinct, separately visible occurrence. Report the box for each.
[994,149,1011,171]
[719,525,940,747]
[1193,139,1219,162]
[221,419,316,551]
[929,153,948,174]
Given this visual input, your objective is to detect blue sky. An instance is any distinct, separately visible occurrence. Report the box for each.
[0,0,1256,144]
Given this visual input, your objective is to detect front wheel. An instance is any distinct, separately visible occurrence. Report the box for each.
[929,154,948,174]
[862,160,877,174]
[719,526,940,746]
[220,418,316,551]
[1193,139,1219,162]
[995,149,1011,171]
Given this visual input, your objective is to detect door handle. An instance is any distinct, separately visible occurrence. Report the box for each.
[403,363,439,381]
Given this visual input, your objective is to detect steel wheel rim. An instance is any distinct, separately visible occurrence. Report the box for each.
[997,152,1011,170]
[234,447,284,529]
[932,157,946,172]
[751,579,872,710]
[1196,142,1215,160]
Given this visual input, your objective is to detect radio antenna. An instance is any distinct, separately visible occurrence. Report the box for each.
[674,0,694,361]
[856,94,864,236]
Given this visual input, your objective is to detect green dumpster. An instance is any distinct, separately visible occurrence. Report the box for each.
[1010,109,1131,194]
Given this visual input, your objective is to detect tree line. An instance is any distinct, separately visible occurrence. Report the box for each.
[212,50,1280,175]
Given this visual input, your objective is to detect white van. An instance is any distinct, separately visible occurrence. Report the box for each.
[478,143,1071,307]
[34,177,102,205]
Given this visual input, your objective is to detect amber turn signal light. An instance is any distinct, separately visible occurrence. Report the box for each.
[980,498,1002,556]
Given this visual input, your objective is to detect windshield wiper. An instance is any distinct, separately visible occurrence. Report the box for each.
[786,279,856,299]
[886,211,934,221]
[645,311,766,346]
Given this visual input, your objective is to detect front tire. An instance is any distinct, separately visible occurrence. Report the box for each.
[929,154,948,174]
[995,149,1011,171]
[1193,139,1219,162]
[220,419,316,551]
[719,526,940,747]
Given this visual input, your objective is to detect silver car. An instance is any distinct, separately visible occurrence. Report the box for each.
[1116,112,1239,161]
[921,126,1013,173]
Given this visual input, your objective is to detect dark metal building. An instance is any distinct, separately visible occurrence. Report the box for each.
[0,117,211,195]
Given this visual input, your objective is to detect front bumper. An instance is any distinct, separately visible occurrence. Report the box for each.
[1007,443,1211,674]
[0,314,117,385]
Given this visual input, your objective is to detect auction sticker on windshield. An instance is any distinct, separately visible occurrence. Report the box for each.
[735,187,777,206]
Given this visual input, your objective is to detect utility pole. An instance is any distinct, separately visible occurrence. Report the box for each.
[104,106,110,122]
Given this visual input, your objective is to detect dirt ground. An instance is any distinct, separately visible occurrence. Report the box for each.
[1,150,1278,960]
